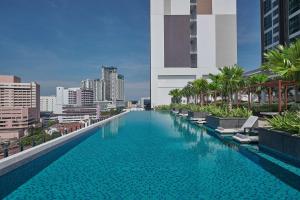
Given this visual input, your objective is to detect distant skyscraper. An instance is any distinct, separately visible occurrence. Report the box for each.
[117,75,125,101]
[101,66,125,102]
[0,75,40,138]
[150,0,237,107]
[261,0,300,60]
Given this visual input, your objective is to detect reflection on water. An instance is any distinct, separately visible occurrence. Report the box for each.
[101,117,124,139]
[170,114,225,158]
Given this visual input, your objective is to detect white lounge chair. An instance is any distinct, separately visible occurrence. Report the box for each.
[215,116,259,134]
[189,117,205,122]
[233,133,258,144]
[196,120,207,125]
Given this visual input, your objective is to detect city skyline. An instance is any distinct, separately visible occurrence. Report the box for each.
[0,0,260,99]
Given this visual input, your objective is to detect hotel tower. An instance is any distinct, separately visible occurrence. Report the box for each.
[150,0,237,107]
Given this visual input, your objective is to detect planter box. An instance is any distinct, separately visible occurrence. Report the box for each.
[188,111,208,119]
[179,109,188,115]
[258,128,300,162]
[206,115,255,129]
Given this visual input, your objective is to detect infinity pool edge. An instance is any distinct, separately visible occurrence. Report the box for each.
[0,110,130,176]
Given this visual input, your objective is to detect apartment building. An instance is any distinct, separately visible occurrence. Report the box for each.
[101,66,125,102]
[150,0,237,107]
[261,0,300,60]
[40,96,56,112]
[0,75,40,138]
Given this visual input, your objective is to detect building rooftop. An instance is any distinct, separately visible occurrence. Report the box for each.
[0,75,21,83]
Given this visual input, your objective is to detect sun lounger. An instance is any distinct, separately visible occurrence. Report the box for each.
[215,116,259,134]
[178,113,188,117]
[189,117,205,121]
[232,133,258,144]
[215,128,239,134]
[196,120,207,125]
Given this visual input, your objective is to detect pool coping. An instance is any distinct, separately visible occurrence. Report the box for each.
[0,110,130,176]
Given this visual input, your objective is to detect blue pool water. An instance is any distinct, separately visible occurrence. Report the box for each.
[1,111,300,199]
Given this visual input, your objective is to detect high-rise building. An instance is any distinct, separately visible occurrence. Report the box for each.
[117,75,125,101]
[40,96,56,113]
[150,0,237,107]
[101,66,125,102]
[81,79,105,102]
[260,0,300,60]
[0,75,40,138]
[101,66,118,101]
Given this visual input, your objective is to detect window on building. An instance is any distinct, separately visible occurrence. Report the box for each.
[273,8,279,17]
[289,14,300,35]
[264,0,272,13]
[264,14,272,30]
[273,0,278,7]
[273,17,279,25]
[289,0,300,15]
[273,35,279,43]
[273,26,279,34]
[264,31,273,46]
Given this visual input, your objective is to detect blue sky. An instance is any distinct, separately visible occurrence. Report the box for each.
[0,0,260,100]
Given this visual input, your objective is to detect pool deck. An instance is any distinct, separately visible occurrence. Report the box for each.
[0,110,129,176]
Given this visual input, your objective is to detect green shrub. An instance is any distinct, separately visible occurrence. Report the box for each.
[155,105,171,111]
[209,106,252,118]
[267,112,300,135]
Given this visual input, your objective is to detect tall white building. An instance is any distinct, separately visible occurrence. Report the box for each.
[55,87,80,114]
[150,0,237,107]
[40,96,56,112]
[101,66,125,102]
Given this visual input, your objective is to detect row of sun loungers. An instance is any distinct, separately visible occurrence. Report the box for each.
[172,110,259,144]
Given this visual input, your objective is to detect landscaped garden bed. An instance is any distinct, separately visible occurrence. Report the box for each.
[187,111,208,119]
[258,112,300,162]
[206,115,249,129]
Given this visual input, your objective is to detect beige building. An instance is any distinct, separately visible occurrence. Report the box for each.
[0,75,40,139]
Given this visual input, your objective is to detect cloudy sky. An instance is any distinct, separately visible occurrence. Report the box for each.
[0,0,260,100]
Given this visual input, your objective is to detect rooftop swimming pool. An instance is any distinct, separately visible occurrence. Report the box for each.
[1,111,300,199]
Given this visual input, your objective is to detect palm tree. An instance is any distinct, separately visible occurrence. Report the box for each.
[263,39,300,81]
[219,65,244,110]
[208,74,223,104]
[247,74,269,104]
[181,82,193,104]
[169,89,182,104]
[192,78,208,106]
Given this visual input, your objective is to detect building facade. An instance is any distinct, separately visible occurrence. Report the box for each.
[101,66,125,102]
[55,87,80,114]
[40,96,56,112]
[0,75,40,138]
[150,0,237,107]
[261,0,300,60]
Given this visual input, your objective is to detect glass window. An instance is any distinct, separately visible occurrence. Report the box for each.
[273,35,279,43]
[289,14,300,35]
[273,8,279,17]
[264,0,272,13]
[273,26,279,34]
[273,0,278,7]
[264,31,273,46]
[289,0,300,15]
[264,14,272,30]
[273,17,279,25]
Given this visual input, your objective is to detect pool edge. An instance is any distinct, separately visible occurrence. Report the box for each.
[0,110,130,176]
